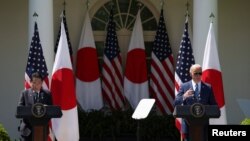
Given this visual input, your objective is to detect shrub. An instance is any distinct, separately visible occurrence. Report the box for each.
[78,108,180,140]
[0,123,10,141]
[240,118,250,125]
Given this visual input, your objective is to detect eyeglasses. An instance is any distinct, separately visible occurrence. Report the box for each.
[194,72,202,76]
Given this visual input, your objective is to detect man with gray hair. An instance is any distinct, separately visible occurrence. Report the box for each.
[174,64,218,141]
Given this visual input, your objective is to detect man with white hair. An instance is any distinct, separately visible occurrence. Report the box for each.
[174,64,218,141]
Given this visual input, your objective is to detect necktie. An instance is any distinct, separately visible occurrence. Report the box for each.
[35,92,40,102]
[194,84,199,97]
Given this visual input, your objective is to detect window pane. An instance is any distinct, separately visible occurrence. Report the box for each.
[114,15,122,29]
[129,0,139,16]
[95,7,109,22]
[141,7,153,21]
[92,0,157,74]
[92,0,156,31]
[118,0,129,13]
[145,42,153,57]
[121,14,127,27]
[143,18,157,30]
[96,41,104,57]
[95,41,104,72]
[92,18,106,30]
[145,42,153,74]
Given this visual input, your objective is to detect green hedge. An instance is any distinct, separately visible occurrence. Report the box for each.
[0,123,10,141]
[78,109,180,140]
[241,118,250,125]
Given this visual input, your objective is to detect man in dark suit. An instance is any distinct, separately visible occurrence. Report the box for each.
[174,64,217,141]
[18,72,52,141]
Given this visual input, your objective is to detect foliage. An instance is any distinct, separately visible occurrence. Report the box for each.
[240,118,250,125]
[78,108,180,140]
[0,123,10,141]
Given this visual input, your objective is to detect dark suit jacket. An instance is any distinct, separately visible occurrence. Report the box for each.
[18,88,52,106]
[18,88,52,137]
[174,80,217,106]
[174,80,218,138]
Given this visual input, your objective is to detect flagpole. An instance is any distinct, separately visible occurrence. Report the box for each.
[33,12,38,18]
[110,0,114,9]
[137,0,142,10]
[160,0,165,9]
[63,0,66,11]
[86,0,89,10]
[62,0,66,19]
[33,12,38,27]
[136,3,141,140]
[185,0,190,17]
[59,1,66,20]
[209,12,215,23]
[177,2,194,141]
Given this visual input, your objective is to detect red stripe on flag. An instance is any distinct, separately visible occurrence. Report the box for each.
[102,57,124,107]
[103,62,123,99]
[150,74,174,112]
[175,80,180,92]
[102,75,120,109]
[162,58,174,85]
[111,57,123,85]
[175,119,181,132]
[151,60,174,98]
[102,90,117,110]
[161,60,175,98]
[150,86,166,113]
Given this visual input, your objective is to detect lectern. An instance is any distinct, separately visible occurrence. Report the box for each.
[173,103,220,141]
[16,103,62,141]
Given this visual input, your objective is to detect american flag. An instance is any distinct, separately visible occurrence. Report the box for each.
[175,18,195,90]
[25,22,54,141]
[24,22,49,89]
[150,9,174,114]
[102,8,125,110]
[174,17,195,138]
[54,10,73,59]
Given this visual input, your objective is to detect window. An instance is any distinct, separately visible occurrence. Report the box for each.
[91,0,158,73]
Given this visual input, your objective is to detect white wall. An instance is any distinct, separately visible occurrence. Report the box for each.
[0,0,250,139]
[218,0,250,123]
[0,0,28,140]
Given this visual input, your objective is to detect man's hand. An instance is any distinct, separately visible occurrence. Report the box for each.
[183,88,194,100]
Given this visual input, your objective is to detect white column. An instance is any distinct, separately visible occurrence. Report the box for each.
[29,0,54,78]
[193,0,217,64]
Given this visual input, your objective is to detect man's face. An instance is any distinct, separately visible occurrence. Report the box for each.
[190,66,202,83]
[31,77,43,91]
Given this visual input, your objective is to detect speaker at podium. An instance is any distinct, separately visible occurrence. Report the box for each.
[16,103,62,141]
[173,103,220,141]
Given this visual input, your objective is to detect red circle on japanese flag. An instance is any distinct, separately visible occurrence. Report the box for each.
[76,47,100,82]
[125,48,148,83]
[51,68,77,110]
